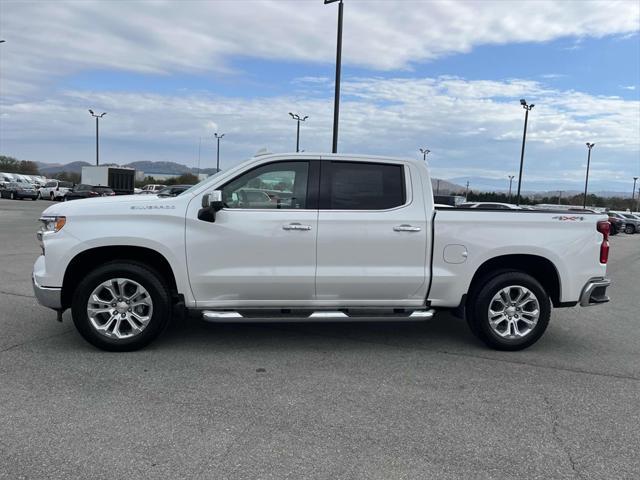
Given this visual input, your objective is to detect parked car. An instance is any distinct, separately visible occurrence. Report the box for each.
[457,202,522,210]
[607,213,625,235]
[39,180,74,201]
[157,184,193,197]
[0,182,38,200]
[138,184,165,195]
[63,184,115,201]
[612,212,640,234]
[34,152,611,352]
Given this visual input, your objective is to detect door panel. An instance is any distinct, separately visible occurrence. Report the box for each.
[185,160,319,307]
[315,161,428,305]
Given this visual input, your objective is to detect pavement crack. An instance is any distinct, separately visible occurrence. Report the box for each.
[0,289,35,299]
[543,395,586,480]
[259,325,640,382]
[438,350,640,382]
[0,329,73,354]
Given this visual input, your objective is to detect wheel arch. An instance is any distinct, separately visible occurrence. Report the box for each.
[468,254,562,307]
[61,246,179,309]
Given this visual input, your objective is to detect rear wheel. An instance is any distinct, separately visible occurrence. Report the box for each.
[71,262,172,351]
[466,271,551,350]
[625,225,635,234]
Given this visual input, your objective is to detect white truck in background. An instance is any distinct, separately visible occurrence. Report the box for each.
[81,166,136,195]
[33,153,611,351]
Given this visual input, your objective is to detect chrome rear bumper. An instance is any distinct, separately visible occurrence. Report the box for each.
[579,277,611,307]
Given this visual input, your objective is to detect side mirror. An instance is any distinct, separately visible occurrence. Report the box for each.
[198,190,224,222]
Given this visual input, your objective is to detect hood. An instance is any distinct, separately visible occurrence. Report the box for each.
[41,193,193,217]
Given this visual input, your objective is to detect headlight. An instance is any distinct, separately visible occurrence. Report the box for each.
[37,216,66,254]
[39,216,66,233]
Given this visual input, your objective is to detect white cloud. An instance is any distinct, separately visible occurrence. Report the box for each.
[1,0,638,94]
[1,75,638,190]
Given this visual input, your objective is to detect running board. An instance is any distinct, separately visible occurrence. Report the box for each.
[202,309,435,323]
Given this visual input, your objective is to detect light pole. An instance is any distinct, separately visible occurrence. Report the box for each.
[436,179,441,195]
[583,142,595,209]
[325,0,344,154]
[88,109,106,166]
[632,177,638,211]
[465,181,470,198]
[558,190,563,205]
[516,99,534,206]
[214,133,225,172]
[289,113,308,152]
[507,175,515,203]
[419,148,430,161]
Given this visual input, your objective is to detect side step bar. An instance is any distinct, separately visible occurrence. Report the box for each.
[202,309,435,323]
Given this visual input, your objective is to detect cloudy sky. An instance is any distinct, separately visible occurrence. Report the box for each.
[0,0,639,192]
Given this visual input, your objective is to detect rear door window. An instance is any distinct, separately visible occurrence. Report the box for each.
[321,161,405,210]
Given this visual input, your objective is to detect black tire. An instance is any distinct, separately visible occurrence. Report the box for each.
[625,225,635,234]
[71,262,172,351]
[466,271,551,351]
[31,197,37,201]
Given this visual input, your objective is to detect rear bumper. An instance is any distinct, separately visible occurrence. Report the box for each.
[579,277,611,307]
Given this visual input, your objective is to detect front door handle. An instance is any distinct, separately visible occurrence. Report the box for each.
[283,223,312,231]
[393,224,421,232]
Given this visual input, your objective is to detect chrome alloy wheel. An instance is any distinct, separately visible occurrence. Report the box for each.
[487,285,540,339]
[87,278,153,340]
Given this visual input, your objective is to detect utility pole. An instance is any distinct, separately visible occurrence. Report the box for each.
[508,175,515,203]
[436,179,440,195]
[214,132,225,172]
[632,177,638,211]
[88,110,106,166]
[419,148,430,162]
[465,181,470,198]
[325,0,344,153]
[516,99,535,206]
[558,190,563,205]
[583,142,595,209]
[289,113,308,152]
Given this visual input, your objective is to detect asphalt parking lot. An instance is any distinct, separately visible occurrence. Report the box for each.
[1,198,639,480]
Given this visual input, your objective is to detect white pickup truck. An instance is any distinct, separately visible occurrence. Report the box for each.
[33,153,611,351]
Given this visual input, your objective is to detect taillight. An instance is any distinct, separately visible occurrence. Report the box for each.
[597,220,610,264]
[89,191,99,196]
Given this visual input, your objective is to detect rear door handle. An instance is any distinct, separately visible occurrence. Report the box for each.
[393,224,421,232]
[283,223,312,231]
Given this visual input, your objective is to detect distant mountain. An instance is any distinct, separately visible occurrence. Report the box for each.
[124,161,192,175]
[449,176,632,198]
[37,161,91,175]
[35,160,219,177]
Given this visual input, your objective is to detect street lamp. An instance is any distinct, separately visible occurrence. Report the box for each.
[583,142,595,209]
[289,113,308,153]
[88,109,106,166]
[419,148,430,161]
[465,180,470,198]
[507,175,515,203]
[325,0,344,154]
[214,132,225,172]
[515,99,534,206]
[632,177,638,211]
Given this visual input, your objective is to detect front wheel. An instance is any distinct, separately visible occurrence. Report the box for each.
[625,225,635,234]
[466,271,551,350]
[71,262,172,351]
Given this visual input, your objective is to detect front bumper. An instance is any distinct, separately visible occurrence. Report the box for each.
[579,277,611,307]
[32,256,62,310]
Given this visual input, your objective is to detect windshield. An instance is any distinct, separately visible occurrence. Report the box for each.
[180,171,223,196]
